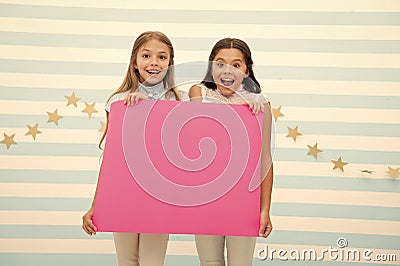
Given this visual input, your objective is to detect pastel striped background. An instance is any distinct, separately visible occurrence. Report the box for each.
[0,1,399,265]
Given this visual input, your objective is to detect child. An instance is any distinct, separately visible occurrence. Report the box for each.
[82,31,188,266]
[189,38,274,266]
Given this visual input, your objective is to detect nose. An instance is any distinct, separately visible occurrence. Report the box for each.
[150,56,159,66]
[223,64,231,74]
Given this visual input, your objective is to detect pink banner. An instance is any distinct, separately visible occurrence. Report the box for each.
[93,99,263,236]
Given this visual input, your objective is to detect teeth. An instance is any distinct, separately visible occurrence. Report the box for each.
[147,70,161,74]
[221,78,234,82]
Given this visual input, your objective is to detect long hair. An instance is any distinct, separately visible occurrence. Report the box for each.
[99,31,180,149]
[202,38,261,93]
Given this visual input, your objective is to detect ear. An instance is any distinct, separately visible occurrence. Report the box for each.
[245,67,249,77]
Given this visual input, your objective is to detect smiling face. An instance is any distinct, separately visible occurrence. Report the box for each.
[135,39,171,85]
[211,48,248,96]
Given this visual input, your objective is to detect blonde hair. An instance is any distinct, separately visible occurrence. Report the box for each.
[99,31,181,149]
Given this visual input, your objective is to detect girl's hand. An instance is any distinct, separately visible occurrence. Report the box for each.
[82,207,97,236]
[247,99,265,114]
[124,92,148,106]
[259,210,273,238]
[244,93,266,114]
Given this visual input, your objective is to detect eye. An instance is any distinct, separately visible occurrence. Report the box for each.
[159,55,167,60]
[216,62,224,67]
[143,54,150,58]
[233,63,240,68]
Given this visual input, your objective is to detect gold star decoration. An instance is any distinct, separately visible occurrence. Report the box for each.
[25,123,42,140]
[99,121,106,133]
[0,133,17,149]
[272,106,284,121]
[286,125,303,142]
[386,167,399,178]
[64,91,81,108]
[307,143,323,159]
[47,109,64,126]
[331,156,348,172]
[360,169,374,175]
[82,102,98,118]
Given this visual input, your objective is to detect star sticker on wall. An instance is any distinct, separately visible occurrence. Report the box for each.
[65,91,81,108]
[360,169,374,175]
[272,106,284,121]
[386,167,399,178]
[25,123,42,140]
[99,121,106,133]
[0,133,17,149]
[47,109,64,125]
[307,143,323,159]
[331,156,348,172]
[286,125,302,142]
[82,102,98,118]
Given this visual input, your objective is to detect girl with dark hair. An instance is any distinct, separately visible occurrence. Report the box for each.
[189,38,274,266]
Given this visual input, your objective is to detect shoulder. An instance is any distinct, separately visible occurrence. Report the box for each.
[239,89,270,105]
[189,84,204,99]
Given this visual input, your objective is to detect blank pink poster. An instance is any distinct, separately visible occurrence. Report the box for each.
[93,99,263,236]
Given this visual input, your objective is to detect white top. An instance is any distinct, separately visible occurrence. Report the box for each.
[198,84,269,105]
[105,82,189,112]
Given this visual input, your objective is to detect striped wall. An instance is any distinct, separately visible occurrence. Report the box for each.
[0,1,399,265]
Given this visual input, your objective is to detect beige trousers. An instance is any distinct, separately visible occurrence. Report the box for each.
[113,233,169,266]
[195,235,256,266]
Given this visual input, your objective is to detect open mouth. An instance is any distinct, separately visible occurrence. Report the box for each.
[220,78,234,87]
[147,70,161,75]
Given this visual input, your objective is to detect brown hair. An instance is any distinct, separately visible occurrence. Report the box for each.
[202,38,261,93]
[99,31,180,149]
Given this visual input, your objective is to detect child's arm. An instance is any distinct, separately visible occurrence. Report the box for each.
[189,85,203,102]
[259,103,274,238]
[82,184,99,236]
[82,112,110,236]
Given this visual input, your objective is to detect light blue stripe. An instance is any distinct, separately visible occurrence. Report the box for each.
[0,226,399,250]
[268,94,400,110]
[278,121,400,138]
[261,66,400,82]
[0,114,399,138]
[1,86,400,110]
[1,3,400,25]
[0,114,105,130]
[1,31,131,49]
[273,148,400,165]
[1,198,398,222]
[270,203,400,221]
[275,175,400,193]
[0,143,102,157]
[1,254,398,266]
[0,169,98,184]
[2,59,400,82]
[0,225,113,240]
[2,31,400,54]
[0,142,398,165]
[0,254,117,266]
[0,197,92,211]
[0,86,112,103]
